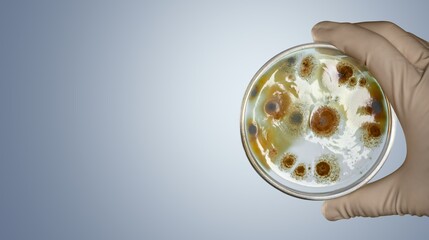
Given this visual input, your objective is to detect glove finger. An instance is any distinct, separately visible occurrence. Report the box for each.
[322,170,403,221]
[311,21,420,124]
[407,31,429,49]
[356,21,429,70]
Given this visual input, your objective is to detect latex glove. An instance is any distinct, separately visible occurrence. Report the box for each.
[311,21,429,220]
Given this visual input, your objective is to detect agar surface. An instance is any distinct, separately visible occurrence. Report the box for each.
[244,48,388,187]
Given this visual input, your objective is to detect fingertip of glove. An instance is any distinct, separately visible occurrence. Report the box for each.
[311,21,335,40]
[322,201,342,221]
[312,21,333,32]
[312,21,354,39]
[321,201,328,215]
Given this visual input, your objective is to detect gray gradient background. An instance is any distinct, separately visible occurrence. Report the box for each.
[0,0,428,239]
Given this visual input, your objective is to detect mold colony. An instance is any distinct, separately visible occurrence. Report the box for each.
[243,47,389,187]
[280,153,296,170]
[299,56,315,78]
[314,154,340,183]
[310,106,340,137]
[263,92,291,120]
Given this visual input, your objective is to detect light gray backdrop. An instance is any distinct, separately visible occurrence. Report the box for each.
[0,0,428,239]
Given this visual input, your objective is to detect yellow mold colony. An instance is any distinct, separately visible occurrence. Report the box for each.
[243,47,389,187]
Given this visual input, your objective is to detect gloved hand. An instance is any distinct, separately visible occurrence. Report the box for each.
[311,21,429,220]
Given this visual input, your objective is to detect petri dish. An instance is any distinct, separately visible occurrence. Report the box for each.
[240,43,394,200]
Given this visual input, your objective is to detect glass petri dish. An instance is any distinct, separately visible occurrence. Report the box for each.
[240,43,395,200]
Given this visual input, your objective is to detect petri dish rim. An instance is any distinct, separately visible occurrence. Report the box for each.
[240,43,395,200]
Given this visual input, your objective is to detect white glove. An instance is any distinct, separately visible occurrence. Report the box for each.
[311,21,429,220]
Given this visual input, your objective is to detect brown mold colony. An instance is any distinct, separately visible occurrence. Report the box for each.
[348,77,357,88]
[265,100,280,115]
[336,62,353,84]
[316,161,330,176]
[314,154,340,183]
[359,77,367,87]
[361,122,383,148]
[263,92,291,120]
[268,147,278,158]
[280,152,297,170]
[310,106,340,137]
[292,163,307,180]
[299,55,315,79]
[357,105,373,115]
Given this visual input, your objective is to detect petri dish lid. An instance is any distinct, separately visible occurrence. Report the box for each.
[240,43,394,200]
